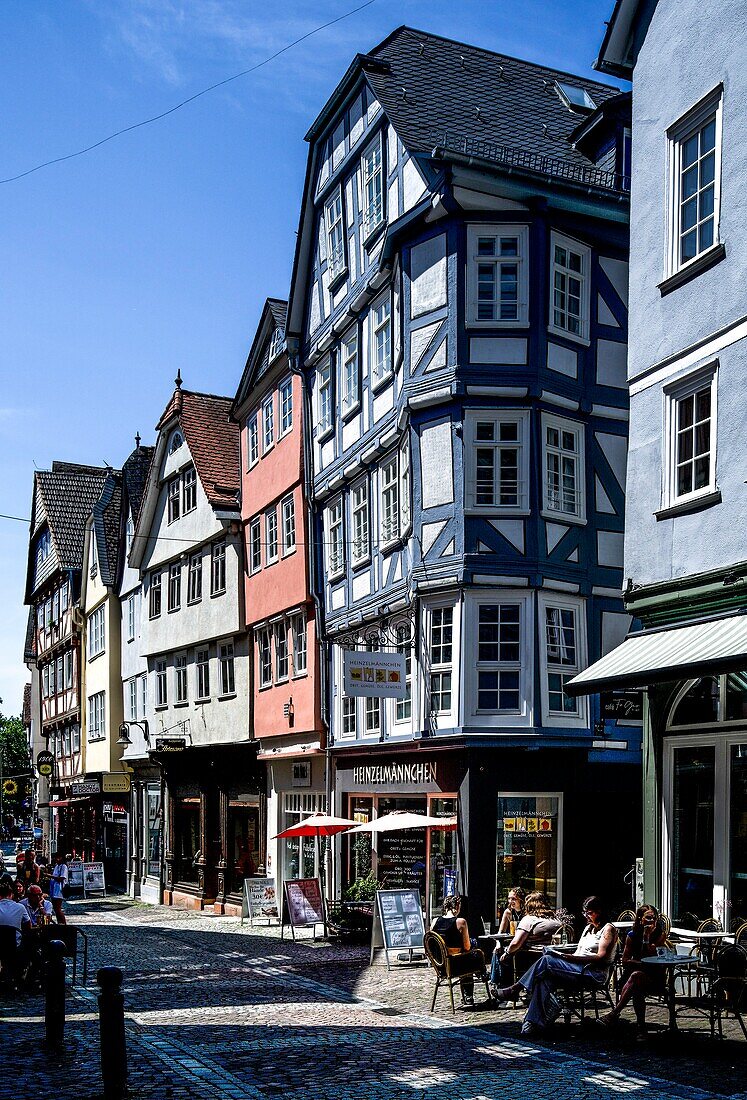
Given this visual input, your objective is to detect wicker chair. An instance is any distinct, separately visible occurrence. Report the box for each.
[734,922,747,949]
[423,930,490,1014]
[616,909,636,923]
[554,950,619,1026]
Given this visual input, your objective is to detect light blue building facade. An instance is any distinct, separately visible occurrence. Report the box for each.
[287,28,639,923]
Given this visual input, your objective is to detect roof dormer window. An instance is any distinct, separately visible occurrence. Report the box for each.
[169,431,183,454]
[269,327,284,362]
[555,81,596,114]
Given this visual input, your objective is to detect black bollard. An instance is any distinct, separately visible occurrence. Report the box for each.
[97,966,127,1100]
[45,939,67,1047]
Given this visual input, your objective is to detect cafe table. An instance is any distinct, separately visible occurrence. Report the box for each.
[669,927,734,970]
[641,952,699,1031]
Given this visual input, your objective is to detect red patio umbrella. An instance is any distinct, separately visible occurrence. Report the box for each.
[273,811,358,933]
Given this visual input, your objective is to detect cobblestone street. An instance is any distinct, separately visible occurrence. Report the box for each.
[1,899,745,1100]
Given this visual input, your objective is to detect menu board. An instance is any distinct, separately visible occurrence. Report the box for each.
[281,878,325,939]
[376,830,426,893]
[371,889,425,968]
[68,860,85,891]
[241,877,279,925]
[83,861,106,894]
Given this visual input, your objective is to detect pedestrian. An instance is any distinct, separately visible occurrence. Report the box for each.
[17,848,41,891]
[49,852,68,925]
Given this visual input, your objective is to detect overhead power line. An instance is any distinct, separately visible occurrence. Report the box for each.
[0,0,378,186]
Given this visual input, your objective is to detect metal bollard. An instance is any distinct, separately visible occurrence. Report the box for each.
[97,966,128,1100]
[45,939,67,1046]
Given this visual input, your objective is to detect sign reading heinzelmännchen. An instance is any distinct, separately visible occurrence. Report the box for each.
[343,651,406,699]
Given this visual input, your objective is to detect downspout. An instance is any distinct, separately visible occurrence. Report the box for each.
[288,343,333,900]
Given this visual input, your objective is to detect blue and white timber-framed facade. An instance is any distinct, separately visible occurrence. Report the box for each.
[288,27,640,924]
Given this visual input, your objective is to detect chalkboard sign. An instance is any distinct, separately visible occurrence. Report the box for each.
[281,878,325,940]
[370,889,425,969]
[376,831,426,893]
[241,877,279,925]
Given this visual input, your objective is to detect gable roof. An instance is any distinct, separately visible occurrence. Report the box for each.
[90,471,124,589]
[122,442,155,526]
[158,389,240,509]
[232,298,289,415]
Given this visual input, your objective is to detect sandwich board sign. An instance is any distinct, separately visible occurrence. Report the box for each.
[83,861,106,895]
[370,888,425,970]
[241,876,279,926]
[281,878,325,939]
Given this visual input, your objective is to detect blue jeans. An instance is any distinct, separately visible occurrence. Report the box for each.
[518,953,607,1029]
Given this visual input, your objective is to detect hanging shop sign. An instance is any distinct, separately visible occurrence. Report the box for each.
[281,878,325,939]
[102,772,131,794]
[72,779,101,797]
[241,877,279,926]
[154,737,187,753]
[600,690,643,721]
[370,889,426,970]
[343,650,407,699]
[503,816,554,834]
[36,751,54,777]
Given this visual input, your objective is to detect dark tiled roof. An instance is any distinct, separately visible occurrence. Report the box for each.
[23,608,36,664]
[267,299,288,329]
[233,298,290,414]
[158,390,240,509]
[92,472,124,588]
[365,27,622,182]
[22,682,32,726]
[35,463,109,570]
[122,444,154,526]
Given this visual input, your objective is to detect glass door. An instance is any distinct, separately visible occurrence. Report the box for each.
[496,794,560,919]
[427,796,457,920]
[729,744,747,927]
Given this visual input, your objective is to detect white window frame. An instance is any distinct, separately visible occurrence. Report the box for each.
[88,605,105,658]
[140,673,147,719]
[269,326,285,362]
[167,477,181,524]
[399,436,411,536]
[467,224,529,328]
[317,358,333,438]
[474,602,523,715]
[174,653,188,705]
[361,130,384,238]
[292,612,307,677]
[325,496,344,580]
[281,494,296,556]
[211,540,227,594]
[195,647,210,701]
[279,377,293,436]
[548,231,591,344]
[274,621,289,683]
[128,679,138,723]
[258,628,273,689]
[465,591,533,727]
[380,454,400,548]
[537,592,588,728]
[262,394,275,453]
[168,561,181,612]
[182,465,197,514]
[663,363,718,509]
[219,641,235,697]
[324,185,346,281]
[666,87,723,279]
[394,625,412,726]
[265,508,279,565]
[249,517,262,574]
[426,603,458,727]
[370,295,392,387]
[149,572,162,619]
[87,691,106,742]
[247,413,259,468]
[541,411,586,523]
[126,594,136,641]
[351,477,370,566]
[465,410,530,514]
[187,551,202,604]
[341,328,360,415]
[155,658,168,709]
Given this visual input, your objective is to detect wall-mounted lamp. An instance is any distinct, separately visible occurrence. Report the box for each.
[117,720,150,747]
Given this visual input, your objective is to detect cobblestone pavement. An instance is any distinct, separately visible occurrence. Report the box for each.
[1,898,744,1100]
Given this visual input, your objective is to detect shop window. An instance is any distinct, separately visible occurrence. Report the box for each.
[146,785,161,879]
[670,677,720,725]
[174,798,200,884]
[283,792,326,885]
[729,745,747,927]
[377,797,428,894]
[347,796,373,885]
[428,797,457,918]
[726,673,747,721]
[672,746,715,921]
[496,795,560,915]
[229,797,261,888]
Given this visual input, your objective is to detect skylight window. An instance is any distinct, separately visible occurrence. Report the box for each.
[555,81,596,113]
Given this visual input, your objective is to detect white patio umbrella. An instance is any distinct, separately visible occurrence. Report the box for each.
[345,810,457,833]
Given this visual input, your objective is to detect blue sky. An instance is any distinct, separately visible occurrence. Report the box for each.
[0,0,622,714]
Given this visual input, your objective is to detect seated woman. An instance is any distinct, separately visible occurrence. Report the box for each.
[432,894,488,1009]
[494,895,618,1035]
[600,903,666,1037]
[497,886,526,934]
[489,891,562,993]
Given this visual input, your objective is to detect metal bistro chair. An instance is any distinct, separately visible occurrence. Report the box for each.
[686,918,724,997]
[734,922,747,949]
[555,945,619,1027]
[682,943,747,1040]
[423,931,490,1014]
[616,909,636,923]
[0,926,19,989]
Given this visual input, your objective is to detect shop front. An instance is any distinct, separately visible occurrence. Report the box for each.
[49,772,131,892]
[262,749,327,897]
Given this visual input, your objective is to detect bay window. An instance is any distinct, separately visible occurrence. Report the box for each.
[467,224,529,325]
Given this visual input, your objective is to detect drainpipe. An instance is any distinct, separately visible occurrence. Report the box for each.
[288,344,333,901]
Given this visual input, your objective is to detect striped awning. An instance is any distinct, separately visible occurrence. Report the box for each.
[567,610,747,696]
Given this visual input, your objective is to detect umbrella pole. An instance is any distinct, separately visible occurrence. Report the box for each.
[318,832,327,938]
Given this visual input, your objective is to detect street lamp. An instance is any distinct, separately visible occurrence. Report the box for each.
[116,720,150,748]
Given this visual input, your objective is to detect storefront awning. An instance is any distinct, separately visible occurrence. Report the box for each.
[567,610,747,696]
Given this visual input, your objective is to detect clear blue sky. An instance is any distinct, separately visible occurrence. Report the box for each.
[0,0,622,714]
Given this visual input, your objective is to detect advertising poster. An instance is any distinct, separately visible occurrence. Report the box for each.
[83,861,106,894]
[241,877,279,925]
[282,878,325,939]
[343,651,407,699]
[371,889,425,968]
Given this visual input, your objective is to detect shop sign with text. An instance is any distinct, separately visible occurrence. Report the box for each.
[343,651,406,699]
[352,762,437,786]
[102,772,131,794]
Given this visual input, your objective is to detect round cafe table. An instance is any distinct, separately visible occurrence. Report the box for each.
[641,953,698,1031]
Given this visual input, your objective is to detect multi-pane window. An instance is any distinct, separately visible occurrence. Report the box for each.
[262,395,275,452]
[155,659,168,708]
[292,613,307,676]
[140,673,147,718]
[88,692,105,741]
[149,572,162,618]
[341,329,359,412]
[371,297,391,383]
[88,606,105,657]
[674,383,713,499]
[196,648,210,700]
[380,456,399,545]
[266,509,279,564]
[282,495,296,555]
[468,225,529,325]
[279,378,293,435]
[211,540,226,594]
[342,695,357,736]
[247,414,259,467]
[167,477,181,524]
[128,679,138,722]
[90,530,98,573]
[174,654,188,704]
[318,360,333,435]
[362,133,384,235]
[670,96,720,271]
[183,465,197,513]
[395,626,412,723]
[168,562,181,612]
[400,438,411,534]
[187,552,202,604]
[275,623,289,682]
[544,605,579,714]
[429,607,453,714]
[476,603,521,712]
[249,518,262,573]
[64,651,73,690]
[351,479,370,564]
[269,327,284,361]
[550,234,589,340]
[326,498,344,578]
[469,413,527,511]
[219,642,235,696]
[127,594,136,641]
[325,186,345,279]
[543,416,583,519]
[365,695,381,737]
[258,629,272,688]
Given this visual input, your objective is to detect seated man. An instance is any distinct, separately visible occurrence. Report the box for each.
[432,894,488,1009]
[494,895,618,1035]
[0,880,32,989]
[22,885,55,927]
[489,890,562,993]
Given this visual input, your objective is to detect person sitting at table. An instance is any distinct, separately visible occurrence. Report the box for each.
[498,886,525,934]
[489,891,562,994]
[21,885,55,928]
[432,894,489,1009]
[0,879,32,991]
[600,903,666,1038]
[494,895,618,1035]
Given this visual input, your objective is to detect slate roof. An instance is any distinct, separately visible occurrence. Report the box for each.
[158,389,240,509]
[122,443,155,526]
[267,299,288,330]
[22,682,32,727]
[233,298,290,415]
[33,462,109,570]
[91,471,124,589]
[23,608,36,664]
[321,27,624,187]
